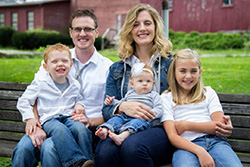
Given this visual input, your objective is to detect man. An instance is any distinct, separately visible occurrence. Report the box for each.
[11,9,113,167]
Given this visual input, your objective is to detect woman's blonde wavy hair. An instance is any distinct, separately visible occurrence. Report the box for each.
[165,49,205,106]
[118,3,172,59]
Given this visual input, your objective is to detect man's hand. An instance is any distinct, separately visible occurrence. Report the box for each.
[72,103,85,115]
[71,113,91,128]
[26,118,42,135]
[28,127,47,150]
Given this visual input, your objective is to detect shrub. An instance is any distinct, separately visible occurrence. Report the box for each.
[12,28,72,49]
[0,26,16,47]
[94,36,109,50]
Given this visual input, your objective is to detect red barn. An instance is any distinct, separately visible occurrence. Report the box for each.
[0,0,249,35]
[169,0,250,33]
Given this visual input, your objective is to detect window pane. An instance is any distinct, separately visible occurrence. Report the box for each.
[28,11,34,30]
[169,0,172,9]
[12,13,18,30]
[0,13,4,26]
[223,0,232,5]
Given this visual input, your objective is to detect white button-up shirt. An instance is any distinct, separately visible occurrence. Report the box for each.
[17,73,84,125]
[33,47,113,119]
[69,48,113,118]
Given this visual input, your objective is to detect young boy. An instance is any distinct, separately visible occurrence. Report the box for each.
[17,43,94,167]
[95,63,163,146]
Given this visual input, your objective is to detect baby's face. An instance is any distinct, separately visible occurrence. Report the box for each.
[130,71,154,94]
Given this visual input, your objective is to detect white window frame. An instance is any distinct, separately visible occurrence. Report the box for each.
[0,13,4,26]
[223,0,232,6]
[168,0,172,9]
[12,12,18,30]
[27,11,34,30]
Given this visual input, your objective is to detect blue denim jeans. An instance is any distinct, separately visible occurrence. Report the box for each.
[95,126,175,167]
[172,135,243,167]
[42,116,93,167]
[11,135,62,167]
[12,116,93,167]
[99,114,151,133]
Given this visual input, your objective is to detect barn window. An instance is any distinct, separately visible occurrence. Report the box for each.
[0,13,4,26]
[12,12,18,30]
[223,0,232,6]
[27,12,34,30]
[169,0,172,9]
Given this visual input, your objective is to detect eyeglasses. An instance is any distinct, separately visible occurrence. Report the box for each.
[71,27,96,33]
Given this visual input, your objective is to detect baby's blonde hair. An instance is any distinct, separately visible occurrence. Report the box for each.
[44,43,71,63]
[130,64,155,79]
[165,48,205,105]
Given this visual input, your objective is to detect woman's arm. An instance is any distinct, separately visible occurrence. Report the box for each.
[118,101,155,121]
[163,121,215,167]
[175,111,224,135]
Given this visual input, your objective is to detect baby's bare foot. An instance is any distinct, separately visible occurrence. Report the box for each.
[108,130,130,146]
[95,127,108,140]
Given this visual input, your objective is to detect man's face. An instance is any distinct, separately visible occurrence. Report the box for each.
[69,16,99,51]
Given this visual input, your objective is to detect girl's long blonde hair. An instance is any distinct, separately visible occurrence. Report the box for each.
[118,3,172,59]
[165,49,205,106]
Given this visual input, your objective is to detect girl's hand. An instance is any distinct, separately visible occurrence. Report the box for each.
[72,103,85,115]
[197,147,215,167]
[118,101,155,121]
[215,115,233,138]
[26,118,41,135]
[175,120,188,135]
[104,95,115,105]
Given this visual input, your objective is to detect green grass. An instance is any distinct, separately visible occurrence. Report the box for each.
[0,157,11,167]
[201,56,250,94]
[0,49,249,94]
[0,56,42,83]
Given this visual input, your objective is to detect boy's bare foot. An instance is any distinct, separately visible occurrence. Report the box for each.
[95,127,108,140]
[108,130,130,146]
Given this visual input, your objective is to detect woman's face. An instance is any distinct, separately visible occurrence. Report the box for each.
[131,10,155,47]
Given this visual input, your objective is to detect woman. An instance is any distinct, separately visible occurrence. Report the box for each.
[95,4,232,167]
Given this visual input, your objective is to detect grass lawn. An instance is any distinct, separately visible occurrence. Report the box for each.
[0,49,250,94]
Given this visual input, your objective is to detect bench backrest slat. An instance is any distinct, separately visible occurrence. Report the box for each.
[0,81,249,165]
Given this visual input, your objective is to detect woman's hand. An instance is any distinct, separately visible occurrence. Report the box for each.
[118,101,155,121]
[215,115,233,138]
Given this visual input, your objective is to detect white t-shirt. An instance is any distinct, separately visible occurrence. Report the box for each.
[161,86,223,141]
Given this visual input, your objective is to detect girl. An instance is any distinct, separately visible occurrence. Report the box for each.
[161,49,242,167]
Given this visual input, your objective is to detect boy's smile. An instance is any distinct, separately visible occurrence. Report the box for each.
[43,50,73,83]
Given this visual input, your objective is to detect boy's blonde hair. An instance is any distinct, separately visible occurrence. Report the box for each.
[118,3,172,59]
[165,48,205,105]
[44,43,71,63]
